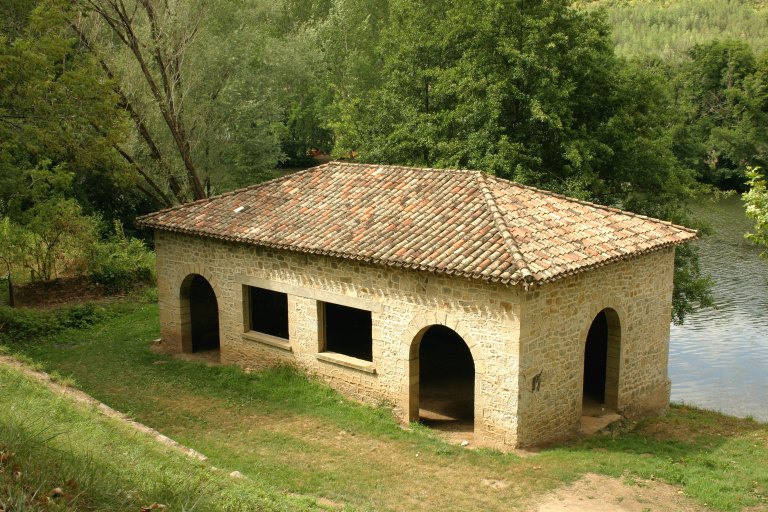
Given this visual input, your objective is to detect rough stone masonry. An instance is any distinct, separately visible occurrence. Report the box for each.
[139,162,694,448]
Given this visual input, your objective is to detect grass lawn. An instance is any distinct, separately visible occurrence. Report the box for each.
[0,361,321,511]
[3,297,768,511]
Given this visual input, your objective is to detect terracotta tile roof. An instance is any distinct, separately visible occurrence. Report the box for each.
[136,162,697,286]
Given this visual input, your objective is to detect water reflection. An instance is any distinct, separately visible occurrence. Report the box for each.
[669,195,768,421]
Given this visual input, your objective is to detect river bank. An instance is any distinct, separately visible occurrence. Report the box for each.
[670,194,768,421]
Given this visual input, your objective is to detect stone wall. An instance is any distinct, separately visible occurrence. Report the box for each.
[154,231,523,447]
[515,247,676,446]
[154,230,676,448]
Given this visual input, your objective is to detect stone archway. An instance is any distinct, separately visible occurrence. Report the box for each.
[582,308,621,414]
[415,325,475,431]
[400,313,486,438]
[180,274,220,353]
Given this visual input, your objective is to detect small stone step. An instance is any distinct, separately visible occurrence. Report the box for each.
[579,412,622,435]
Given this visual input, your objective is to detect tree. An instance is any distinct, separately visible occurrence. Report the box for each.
[21,198,98,281]
[0,1,139,221]
[328,0,711,321]
[0,0,38,41]
[0,217,23,306]
[72,0,208,202]
[71,0,300,201]
[335,0,646,192]
[744,166,768,253]
[674,40,768,190]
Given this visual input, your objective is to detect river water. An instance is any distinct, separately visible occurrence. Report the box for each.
[669,195,768,421]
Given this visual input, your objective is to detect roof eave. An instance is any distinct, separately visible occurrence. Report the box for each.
[142,223,697,289]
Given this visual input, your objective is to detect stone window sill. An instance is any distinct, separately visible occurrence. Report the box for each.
[316,352,376,374]
[242,331,292,352]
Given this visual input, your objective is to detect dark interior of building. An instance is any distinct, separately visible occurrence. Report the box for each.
[418,325,474,429]
[324,302,373,361]
[189,275,220,352]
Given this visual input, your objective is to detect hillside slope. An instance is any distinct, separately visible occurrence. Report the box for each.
[575,0,768,58]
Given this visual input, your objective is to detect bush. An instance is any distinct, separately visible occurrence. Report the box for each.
[0,306,52,342]
[0,303,105,344]
[55,302,105,330]
[88,222,156,293]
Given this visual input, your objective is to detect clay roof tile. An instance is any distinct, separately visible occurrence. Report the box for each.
[136,162,697,286]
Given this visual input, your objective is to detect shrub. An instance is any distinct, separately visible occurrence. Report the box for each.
[88,222,156,293]
[140,287,158,303]
[54,302,105,330]
[0,306,52,342]
[0,303,105,344]
[21,198,99,282]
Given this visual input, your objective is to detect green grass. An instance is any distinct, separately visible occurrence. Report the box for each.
[0,365,321,511]
[3,296,768,511]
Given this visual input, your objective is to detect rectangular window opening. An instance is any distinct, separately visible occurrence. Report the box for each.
[320,302,372,362]
[247,286,289,339]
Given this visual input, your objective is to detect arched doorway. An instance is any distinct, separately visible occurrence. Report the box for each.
[180,274,220,353]
[411,325,475,432]
[582,308,621,414]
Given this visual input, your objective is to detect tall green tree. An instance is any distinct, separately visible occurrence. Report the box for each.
[672,40,768,190]
[329,0,710,321]
[0,0,38,41]
[72,0,317,199]
[0,0,133,219]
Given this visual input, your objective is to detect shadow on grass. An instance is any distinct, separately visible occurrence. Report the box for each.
[5,298,768,511]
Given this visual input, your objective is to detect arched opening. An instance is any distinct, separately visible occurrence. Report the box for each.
[181,274,220,353]
[411,325,475,432]
[582,308,621,415]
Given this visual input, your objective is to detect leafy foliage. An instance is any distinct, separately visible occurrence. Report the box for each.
[20,199,99,282]
[744,166,768,253]
[576,0,768,60]
[88,222,156,293]
[0,1,131,218]
[0,302,105,343]
[670,40,768,190]
[672,243,714,324]
[335,0,619,187]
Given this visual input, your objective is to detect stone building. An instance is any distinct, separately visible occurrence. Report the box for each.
[137,162,697,448]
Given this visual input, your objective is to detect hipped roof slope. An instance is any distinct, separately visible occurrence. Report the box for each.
[137,162,697,286]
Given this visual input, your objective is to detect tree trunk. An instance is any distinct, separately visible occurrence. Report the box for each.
[7,275,14,308]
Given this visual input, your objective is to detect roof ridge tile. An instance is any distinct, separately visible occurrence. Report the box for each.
[474,171,534,284]
[481,174,698,236]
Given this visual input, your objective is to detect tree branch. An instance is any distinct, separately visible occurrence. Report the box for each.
[79,0,206,200]
[70,18,188,204]
[113,143,175,206]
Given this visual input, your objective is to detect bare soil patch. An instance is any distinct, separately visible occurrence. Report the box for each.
[534,473,711,512]
[12,276,111,308]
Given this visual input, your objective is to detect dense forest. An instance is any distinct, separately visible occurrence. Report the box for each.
[577,0,768,59]
[1,0,767,320]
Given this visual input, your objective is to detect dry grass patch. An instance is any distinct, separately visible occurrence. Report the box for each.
[4,299,768,511]
[535,473,711,512]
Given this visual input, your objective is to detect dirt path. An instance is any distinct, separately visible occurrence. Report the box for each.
[535,473,712,512]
